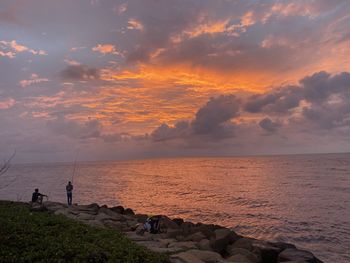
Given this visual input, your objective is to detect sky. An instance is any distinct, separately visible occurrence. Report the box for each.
[1,0,350,162]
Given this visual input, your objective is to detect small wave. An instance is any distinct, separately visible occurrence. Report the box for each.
[328,167,349,172]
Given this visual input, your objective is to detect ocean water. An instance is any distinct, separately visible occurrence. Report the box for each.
[1,154,349,262]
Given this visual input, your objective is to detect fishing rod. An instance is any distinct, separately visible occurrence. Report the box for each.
[71,152,79,184]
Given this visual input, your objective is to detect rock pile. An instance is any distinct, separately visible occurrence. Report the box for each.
[33,202,323,263]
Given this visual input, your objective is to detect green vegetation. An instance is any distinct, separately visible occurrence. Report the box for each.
[0,201,168,263]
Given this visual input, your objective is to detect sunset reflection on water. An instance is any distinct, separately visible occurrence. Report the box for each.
[1,155,350,262]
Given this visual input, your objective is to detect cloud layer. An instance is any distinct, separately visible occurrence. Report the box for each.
[1,0,350,162]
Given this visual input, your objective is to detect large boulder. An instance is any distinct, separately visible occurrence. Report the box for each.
[168,241,197,250]
[124,208,135,216]
[277,248,323,263]
[135,213,148,223]
[98,207,125,221]
[273,242,296,250]
[187,249,223,263]
[74,203,99,215]
[95,212,126,223]
[101,220,126,231]
[231,238,255,251]
[42,201,66,212]
[161,216,181,230]
[197,239,211,250]
[210,228,240,254]
[251,240,281,263]
[196,224,223,239]
[166,229,185,239]
[110,205,124,214]
[170,252,206,263]
[227,248,261,263]
[228,253,256,263]
[173,218,184,226]
[185,232,206,242]
[77,212,96,221]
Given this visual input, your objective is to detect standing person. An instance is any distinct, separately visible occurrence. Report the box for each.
[31,188,47,204]
[66,181,73,205]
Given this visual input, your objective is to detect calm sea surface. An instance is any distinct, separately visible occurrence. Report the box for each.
[1,154,349,262]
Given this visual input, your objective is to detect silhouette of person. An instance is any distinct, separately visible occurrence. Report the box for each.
[66,181,73,205]
[31,188,47,204]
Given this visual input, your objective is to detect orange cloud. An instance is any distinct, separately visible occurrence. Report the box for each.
[0,98,15,109]
[127,18,144,31]
[92,44,119,55]
[19,73,49,87]
[0,40,47,57]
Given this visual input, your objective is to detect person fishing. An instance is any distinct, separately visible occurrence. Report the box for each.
[31,188,47,204]
[66,181,73,205]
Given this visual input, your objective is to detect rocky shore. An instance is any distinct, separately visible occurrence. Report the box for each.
[31,201,323,263]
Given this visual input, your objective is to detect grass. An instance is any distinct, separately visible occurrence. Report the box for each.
[0,201,169,263]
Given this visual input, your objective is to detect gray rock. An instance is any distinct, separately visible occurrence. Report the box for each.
[74,203,99,215]
[135,213,148,223]
[170,252,206,263]
[185,232,206,242]
[210,228,240,254]
[231,238,255,251]
[124,208,135,216]
[273,242,297,250]
[98,207,125,220]
[125,231,153,242]
[187,249,223,263]
[251,240,281,263]
[175,235,185,241]
[228,253,256,263]
[157,238,177,247]
[150,246,186,254]
[173,218,184,226]
[168,241,197,250]
[166,229,185,239]
[137,240,168,249]
[102,220,126,230]
[42,201,66,212]
[110,205,124,214]
[162,216,181,229]
[95,212,126,222]
[77,212,95,221]
[198,239,211,250]
[278,248,323,263]
[196,224,222,239]
[227,248,260,263]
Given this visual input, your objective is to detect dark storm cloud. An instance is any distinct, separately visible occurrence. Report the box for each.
[259,117,281,133]
[152,71,350,144]
[192,95,240,135]
[60,65,100,81]
[300,71,350,102]
[151,94,240,141]
[151,121,191,142]
[244,86,302,113]
[245,71,350,114]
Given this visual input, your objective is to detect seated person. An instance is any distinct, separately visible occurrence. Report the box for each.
[143,215,162,234]
[31,188,47,204]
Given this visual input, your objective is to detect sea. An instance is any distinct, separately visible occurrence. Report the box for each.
[1,153,349,262]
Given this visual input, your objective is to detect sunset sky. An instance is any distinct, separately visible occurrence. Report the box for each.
[1,0,350,162]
